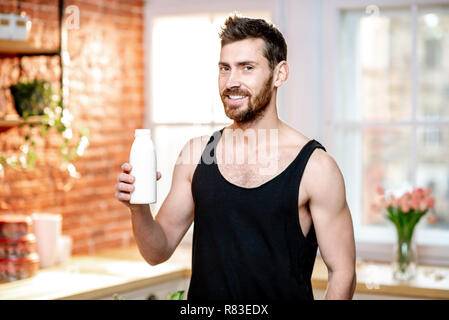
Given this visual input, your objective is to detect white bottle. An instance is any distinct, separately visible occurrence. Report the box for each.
[129,129,157,204]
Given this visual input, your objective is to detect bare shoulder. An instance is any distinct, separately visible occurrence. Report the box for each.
[175,134,211,182]
[279,123,344,192]
[303,148,346,201]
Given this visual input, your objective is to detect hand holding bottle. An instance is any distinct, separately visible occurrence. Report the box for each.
[115,163,161,208]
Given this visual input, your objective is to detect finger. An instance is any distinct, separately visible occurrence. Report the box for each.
[117,192,131,201]
[118,173,135,184]
[157,171,161,180]
[121,163,132,173]
[118,182,134,193]
[115,190,126,201]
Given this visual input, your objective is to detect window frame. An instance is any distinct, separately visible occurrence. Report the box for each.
[322,0,449,266]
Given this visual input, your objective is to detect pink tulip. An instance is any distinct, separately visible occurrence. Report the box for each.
[413,188,424,198]
[399,196,410,213]
[404,192,411,201]
[411,198,420,210]
[411,188,422,203]
[424,187,431,197]
[400,203,410,213]
[426,197,435,209]
[419,199,428,211]
[376,186,385,196]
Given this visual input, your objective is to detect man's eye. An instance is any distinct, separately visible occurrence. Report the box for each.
[244,65,253,71]
[220,66,230,72]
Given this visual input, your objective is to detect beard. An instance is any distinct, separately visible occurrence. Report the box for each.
[221,72,274,124]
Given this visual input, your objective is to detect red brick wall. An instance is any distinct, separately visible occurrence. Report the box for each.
[0,0,144,254]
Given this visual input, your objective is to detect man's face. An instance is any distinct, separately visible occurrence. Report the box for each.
[218,38,274,123]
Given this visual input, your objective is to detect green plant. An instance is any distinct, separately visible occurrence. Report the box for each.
[10,79,52,118]
[0,79,89,178]
[375,186,436,241]
[111,290,184,301]
[169,290,185,300]
[113,293,126,300]
[374,186,436,279]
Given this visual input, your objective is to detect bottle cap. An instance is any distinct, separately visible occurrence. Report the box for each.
[134,129,151,138]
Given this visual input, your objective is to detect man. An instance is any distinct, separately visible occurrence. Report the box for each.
[115,15,356,300]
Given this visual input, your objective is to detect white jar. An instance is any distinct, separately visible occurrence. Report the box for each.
[129,129,157,204]
[0,13,13,40]
[11,14,31,41]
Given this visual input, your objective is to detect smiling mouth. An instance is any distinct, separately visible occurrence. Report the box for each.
[226,95,248,105]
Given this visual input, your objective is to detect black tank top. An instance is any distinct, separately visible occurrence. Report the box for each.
[187,128,326,300]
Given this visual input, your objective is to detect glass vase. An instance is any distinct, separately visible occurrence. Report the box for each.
[392,233,417,281]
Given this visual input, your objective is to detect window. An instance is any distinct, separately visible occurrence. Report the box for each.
[334,3,449,256]
[146,10,271,215]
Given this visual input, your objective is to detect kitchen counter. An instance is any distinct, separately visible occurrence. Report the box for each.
[0,244,192,300]
[1,243,449,299]
[312,257,449,299]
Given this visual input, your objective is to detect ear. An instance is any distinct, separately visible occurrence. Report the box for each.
[273,61,289,88]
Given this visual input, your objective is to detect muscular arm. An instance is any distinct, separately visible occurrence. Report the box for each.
[129,136,207,265]
[305,150,356,299]
[130,159,193,265]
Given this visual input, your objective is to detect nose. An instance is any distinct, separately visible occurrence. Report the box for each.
[225,70,241,89]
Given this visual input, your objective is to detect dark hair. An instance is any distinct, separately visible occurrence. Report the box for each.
[219,14,287,70]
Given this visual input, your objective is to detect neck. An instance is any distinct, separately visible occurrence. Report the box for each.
[228,94,281,132]
[222,101,283,159]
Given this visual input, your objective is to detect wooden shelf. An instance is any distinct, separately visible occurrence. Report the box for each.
[0,40,59,57]
[0,115,43,132]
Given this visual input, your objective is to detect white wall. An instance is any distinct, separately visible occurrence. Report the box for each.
[278,0,324,141]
